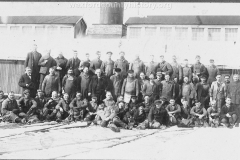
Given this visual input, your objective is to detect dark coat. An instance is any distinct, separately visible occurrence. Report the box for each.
[77,73,92,99]
[142,81,160,100]
[148,106,169,125]
[101,59,115,78]
[145,61,159,77]
[38,56,57,75]
[35,96,47,110]
[18,97,37,114]
[182,65,192,82]
[171,62,183,81]
[89,75,108,96]
[42,74,61,96]
[158,61,173,76]
[66,57,81,76]
[227,81,240,105]
[129,59,145,78]
[109,75,124,100]
[191,62,208,78]
[55,56,68,79]
[1,98,19,116]
[161,80,175,101]
[90,59,103,72]
[18,73,36,97]
[62,75,78,98]
[221,104,236,118]
[114,58,129,77]
[207,65,220,85]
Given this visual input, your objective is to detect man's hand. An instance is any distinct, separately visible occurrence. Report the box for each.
[26,84,29,87]
[104,117,110,121]
[56,105,60,110]
[199,115,204,119]
[88,93,91,96]
[226,113,231,118]
[48,99,53,103]
[57,66,62,70]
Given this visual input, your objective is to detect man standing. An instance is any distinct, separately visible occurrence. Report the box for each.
[158,55,173,79]
[145,55,159,77]
[226,74,240,127]
[182,77,193,107]
[62,68,78,101]
[89,69,108,104]
[55,51,68,83]
[101,52,115,78]
[109,68,123,101]
[207,59,220,86]
[182,59,192,83]
[38,49,57,89]
[142,74,160,103]
[199,75,210,109]
[78,66,92,100]
[66,50,81,77]
[210,74,226,109]
[171,55,183,83]
[18,67,36,98]
[224,74,231,90]
[114,51,129,78]
[90,51,102,74]
[24,44,42,89]
[154,71,163,98]
[121,70,139,103]
[191,55,208,78]
[161,74,174,101]
[80,53,91,70]
[42,67,61,98]
[129,54,145,78]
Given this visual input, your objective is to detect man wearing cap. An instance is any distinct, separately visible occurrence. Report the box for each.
[62,68,78,101]
[142,73,160,102]
[147,100,169,129]
[24,44,42,90]
[224,75,231,89]
[121,70,139,103]
[182,77,193,107]
[109,68,123,101]
[182,59,192,83]
[210,74,226,109]
[77,66,92,100]
[154,71,163,97]
[191,55,208,78]
[166,98,181,125]
[129,54,145,78]
[190,100,208,127]
[66,50,81,77]
[138,72,148,101]
[42,67,61,98]
[114,51,129,78]
[158,55,173,78]
[207,100,221,127]
[145,55,159,77]
[55,51,68,83]
[220,97,237,128]
[207,59,220,86]
[171,55,183,83]
[199,75,210,109]
[161,74,175,101]
[89,69,108,104]
[130,103,147,129]
[226,74,240,127]
[34,89,47,120]
[80,53,91,69]
[38,49,57,89]
[18,89,38,123]
[100,51,115,78]
[90,51,102,74]
[18,67,36,98]
[191,75,202,106]
[2,91,26,123]
[173,77,182,105]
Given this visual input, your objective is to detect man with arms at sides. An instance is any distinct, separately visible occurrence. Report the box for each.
[129,54,145,78]
[182,76,193,107]
[145,54,159,78]
[66,50,81,77]
[90,51,102,74]
[171,55,183,83]
[62,68,78,101]
[78,66,92,100]
[109,68,123,102]
[161,73,174,102]
[114,51,129,78]
[207,59,220,86]
[55,51,68,83]
[182,59,192,83]
[191,55,208,79]
[100,51,115,79]
[199,75,210,109]
[158,55,173,80]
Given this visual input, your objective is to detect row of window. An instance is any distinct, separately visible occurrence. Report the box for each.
[129,27,238,41]
[0,25,73,36]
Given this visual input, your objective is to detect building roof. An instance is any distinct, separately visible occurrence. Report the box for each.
[0,16,84,25]
[125,16,240,25]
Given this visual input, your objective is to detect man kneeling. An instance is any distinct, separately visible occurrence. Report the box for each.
[207,100,221,128]
[166,98,181,126]
[190,100,208,127]
[220,97,237,128]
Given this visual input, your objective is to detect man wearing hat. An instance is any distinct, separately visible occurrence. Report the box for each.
[171,55,183,83]
[210,74,226,109]
[190,100,208,127]
[161,73,175,101]
[199,75,210,109]
[18,67,36,98]
[142,73,160,102]
[114,51,129,78]
[145,55,159,77]
[121,70,139,103]
[129,54,145,78]
[158,55,173,78]
[62,68,78,101]
[90,51,102,74]
[191,55,208,79]
[207,59,220,86]
[182,59,192,83]
[147,100,169,129]
[100,51,115,78]
[109,68,123,101]
[66,50,81,77]
[18,89,39,123]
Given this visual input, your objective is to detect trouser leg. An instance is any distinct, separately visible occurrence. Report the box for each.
[39,74,46,89]
[113,117,127,128]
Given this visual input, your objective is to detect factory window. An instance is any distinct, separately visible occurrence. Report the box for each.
[60,27,72,35]
[129,27,141,39]
[145,27,156,37]
[22,26,32,35]
[225,28,238,41]
[47,26,58,35]
[175,27,188,40]
[10,26,20,32]
[35,26,45,35]
[208,28,221,41]
[192,28,204,41]
[159,27,172,40]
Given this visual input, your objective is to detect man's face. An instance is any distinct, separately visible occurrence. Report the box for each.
[172,56,177,62]
[32,45,37,52]
[46,50,51,56]
[49,68,55,75]
[195,57,200,63]
[184,60,188,66]
[92,98,97,103]
[131,98,136,103]
[118,102,124,109]
[170,99,175,105]
[216,75,221,82]
[135,54,139,60]
[83,67,89,73]
[68,70,73,75]
[144,96,149,103]
[96,70,101,77]
[165,75,170,81]
[211,101,217,109]
[156,103,161,109]
[128,73,134,78]
[52,92,58,99]
[73,52,78,58]
[24,92,30,99]
[140,73,145,79]
[174,78,178,83]
[115,71,120,76]
[160,56,164,62]
[150,55,154,61]
[63,94,69,101]
[0,93,4,99]
[118,96,124,101]
[86,54,90,60]
[149,75,154,82]
[97,53,101,59]
[225,76,230,83]
[226,98,231,105]
[184,77,188,83]
[196,102,201,108]
[233,75,239,82]
[37,92,44,98]
[8,93,15,100]
[157,75,162,80]
[58,53,63,58]
[26,69,32,75]
[120,52,125,58]
[106,93,112,100]
[107,53,112,59]
[210,61,214,66]
[201,78,206,83]
[76,93,82,100]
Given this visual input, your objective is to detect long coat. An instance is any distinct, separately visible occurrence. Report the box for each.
[158,61,173,76]
[210,81,226,100]
[171,62,183,81]
[101,59,115,78]
[114,58,129,78]
[227,81,240,105]
[207,65,220,85]
[109,75,123,100]
[24,51,42,84]
[77,73,92,99]
[62,75,78,100]
[55,56,68,81]
[89,75,108,96]
[18,73,36,97]
[129,59,145,78]
[66,58,81,77]
[182,65,192,82]
[161,80,175,101]
[145,61,159,77]
[38,56,57,75]
[42,74,61,96]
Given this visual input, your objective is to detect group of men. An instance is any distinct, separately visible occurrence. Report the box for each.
[0,43,239,132]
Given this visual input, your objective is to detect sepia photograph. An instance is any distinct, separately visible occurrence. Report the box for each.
[0,1,240,159]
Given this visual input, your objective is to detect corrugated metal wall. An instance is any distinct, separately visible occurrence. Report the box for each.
[0,59,24,94]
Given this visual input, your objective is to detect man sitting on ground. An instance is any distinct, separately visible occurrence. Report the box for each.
[207,100,221,128]
[220,97,237,128]
[55,93,71,122]
[190,100,208,127]
[166,98,181,125]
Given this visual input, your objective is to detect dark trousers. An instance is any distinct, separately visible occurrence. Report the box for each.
[39,74,46,89]
[221,114,237,125]
[112,117,127,128]
[234,105,240,123]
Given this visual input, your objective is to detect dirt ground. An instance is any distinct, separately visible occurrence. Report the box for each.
[0,122,239,160]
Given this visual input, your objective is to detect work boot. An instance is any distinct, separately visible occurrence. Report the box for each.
[108,123,120,132]
[100,120,108,127]
[235,123,239,127]
[56,118,62,123]
[203,122,209,128]
[21,118,27,124]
